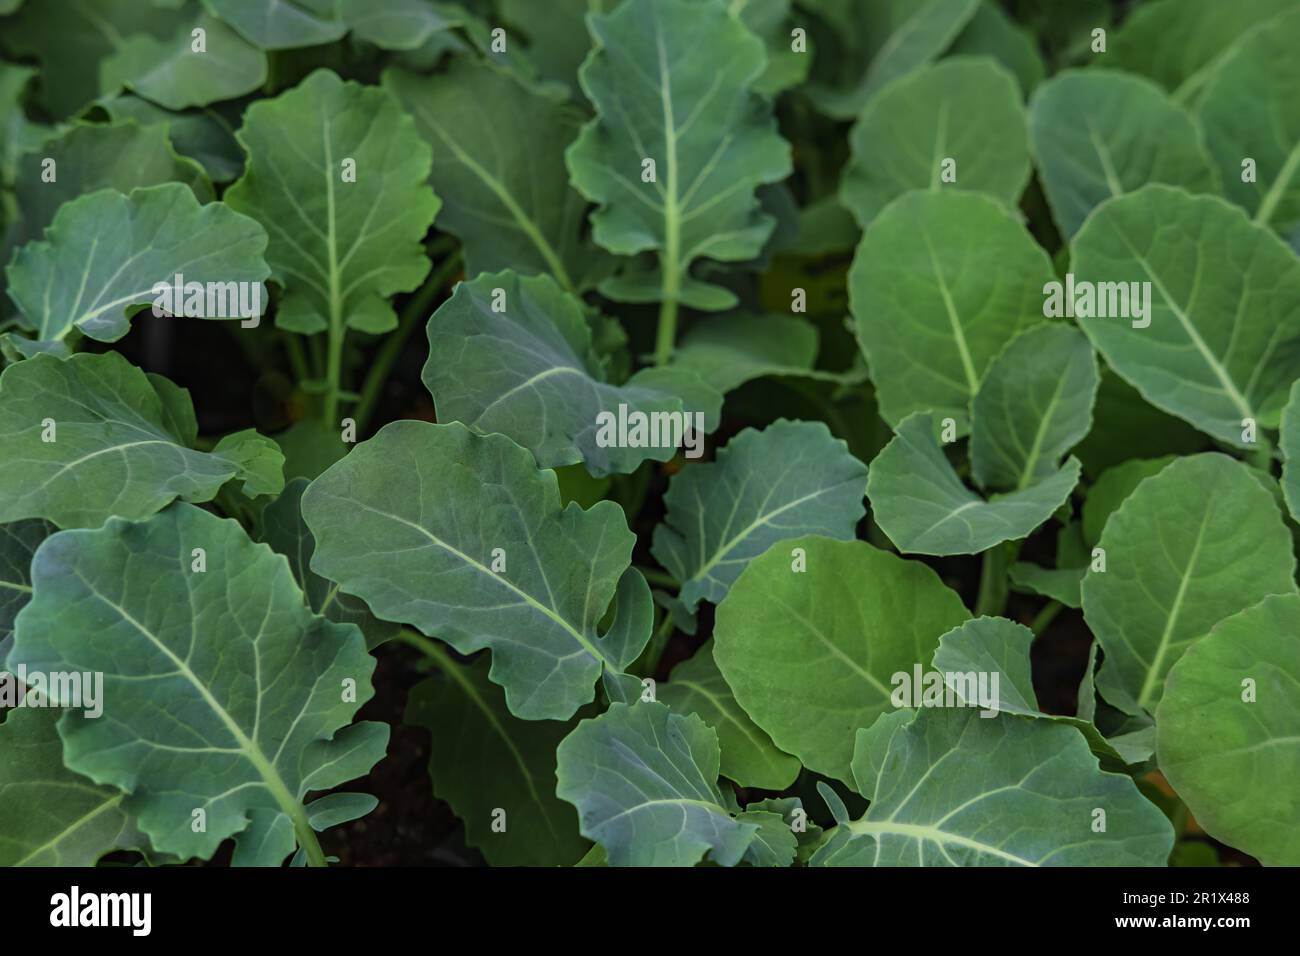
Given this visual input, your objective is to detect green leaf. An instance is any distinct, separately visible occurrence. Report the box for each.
[658,640,800,791]
[868,413,1080,556]
[422,270,719,476]
[555,701,757,867]
[6,183,267,353]
[98,95,245,183]
[224,69,439,334]
[406,656,588,866]
[566,0,792,311]
[385,60,610,292]
[0,352,284,528]
[1196,8,1300,233]
[933,616,1135,770]
[1281,379,1300,523]
[671,314,823,393]
[202,0,348,50]
[1108,0,1297,103]
[0,707,142,866]
[947,0,1044,94]
[735,810,798,867]
[1074,372,1207,478]
[1157,593,1300,866]
[651,420,867,614]
[262,478,398,649]
[1007,561,1082,609]
[7,503,387,862]
[101,12,268,110]
[0,518,52,659]
[498,0,595,94]
[849,191,1055,429]
[1028,70,1217,239]
[1081,456,1173,546]
[841,58,1030,228]
[2,0,191,116]
[1070,186,1300,448]
[714,536,970,782]
[15,121,214,243]
[342,0,458,51]
[745,796,822,863]
[1082,454,1297,716]
[720,0,810,96]
[811,708,1174,866]
[302,420,651,720]
[805,0,981,119]
[970,324,1099,492]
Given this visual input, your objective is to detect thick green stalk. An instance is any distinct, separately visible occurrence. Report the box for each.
[975,543,1014,617]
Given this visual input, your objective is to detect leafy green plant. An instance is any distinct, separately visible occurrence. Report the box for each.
[1,0,1297,869]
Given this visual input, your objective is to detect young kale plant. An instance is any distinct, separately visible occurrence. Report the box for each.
[0,0,1297,869]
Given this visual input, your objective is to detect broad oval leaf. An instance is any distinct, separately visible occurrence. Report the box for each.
[566,0,792,310]
[6,183,268,353]
[1196,7,1300,233]
[812,708,1174,866]
[555,701,758,867]
[806,0,981,120]
[841,57,1030,227]
[422,270,720,476]
[8,503,387,862]
[714,536,970,782]
[1082,454,1297,716]
[406,656,588,866]
[651,419,867,614]
[970,323,1099,491]
[849,191,1055,429]
[1157,593,1300,866]
[0,352,284,528]
[225,69,440,334]
[869,412,1080,556]
[301,420,652,720]
[385,60,610,293]
[0,707,142,866]
[1070,185,1300,447]
[1029,70,1216,239]
[658,640,800,791]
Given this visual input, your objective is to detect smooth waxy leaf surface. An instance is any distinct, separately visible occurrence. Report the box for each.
[652,420,867,614]
[1082,454,1297,715]
[203,0,348,50]
[1029,70,1216,239]
[658,640,800,791]
[0,708,142,866]
[406,656,588,866]
[566,0,792,310]
[262,478,398,650]
[1196,8,1300,233]
[7,504,387,862]
[225,69,439,334]
[302,421,651,720]
[1108,0,1296,101]
[6,183,267,353]
[386,60,609,291]
[1157,594,1300,867]
[101,13,267,111]
[841,58,1030,227]
[15,121,213,243]
[869,413,1080,556]
[423,271,719,476]
[1081,457,1173,545]
[0,518,51,659]
[849,191,1055,429]
[0,352,284,528]
[714,536,970,782]
[970,324,1099,491]
[812,708,1174,866]
[99,95,245,183]
[1281,380,1300,523]
[555,701,757,867]
[933,617,1133,769]
[1071,186,1300,447]
[806,0,981,120]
